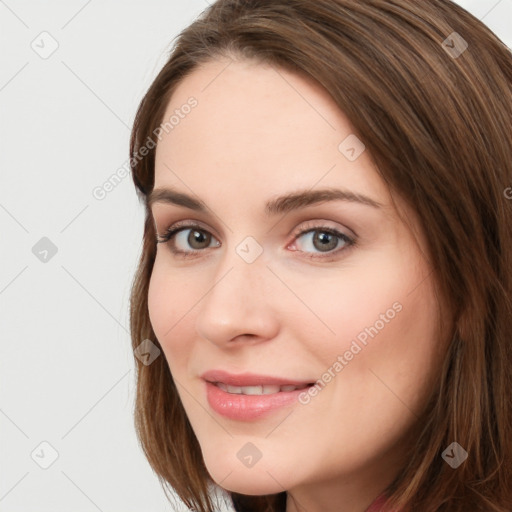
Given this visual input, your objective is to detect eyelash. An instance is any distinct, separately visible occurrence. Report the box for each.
[155,221,357,260]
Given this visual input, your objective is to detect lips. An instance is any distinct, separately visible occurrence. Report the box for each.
[201,369,314,388]
[201,370,315,421]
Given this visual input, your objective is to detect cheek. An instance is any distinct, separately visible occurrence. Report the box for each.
[147,263,169,339]
[280,254,412,363]
[303,243,441,395]
[147,260,191,363]
[324,252,441,415]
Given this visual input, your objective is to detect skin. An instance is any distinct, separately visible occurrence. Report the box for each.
[148,56,448,512]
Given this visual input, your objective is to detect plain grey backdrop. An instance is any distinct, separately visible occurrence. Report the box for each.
[1,1,511,511]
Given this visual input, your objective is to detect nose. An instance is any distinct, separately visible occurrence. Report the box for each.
[194,249,280,347]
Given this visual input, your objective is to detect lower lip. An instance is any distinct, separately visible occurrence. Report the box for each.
[205,381,309,421]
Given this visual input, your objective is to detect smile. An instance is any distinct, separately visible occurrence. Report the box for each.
[213,382,311,395]
[201,370,316,420]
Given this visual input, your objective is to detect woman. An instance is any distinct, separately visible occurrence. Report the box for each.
[128,1,512,511]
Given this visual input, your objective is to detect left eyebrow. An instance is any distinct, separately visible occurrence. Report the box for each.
[147,186,384,215]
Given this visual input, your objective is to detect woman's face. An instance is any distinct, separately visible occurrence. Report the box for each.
[148,57,446,507]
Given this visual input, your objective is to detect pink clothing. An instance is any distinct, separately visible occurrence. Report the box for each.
[365,493,392,512]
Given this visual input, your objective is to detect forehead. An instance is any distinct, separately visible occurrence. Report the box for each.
[153,57,389,210]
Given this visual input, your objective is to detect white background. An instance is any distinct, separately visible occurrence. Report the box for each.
[1,1,511,511]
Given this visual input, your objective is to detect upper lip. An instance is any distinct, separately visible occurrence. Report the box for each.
[201,369,314,387]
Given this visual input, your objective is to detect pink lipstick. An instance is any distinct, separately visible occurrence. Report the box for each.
[201,369,314,421]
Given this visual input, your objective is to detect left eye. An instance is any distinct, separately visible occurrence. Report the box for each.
[292,228,354,255]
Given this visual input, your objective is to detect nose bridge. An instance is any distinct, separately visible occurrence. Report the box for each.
[195,235,279,344]
[210,234,268,301]
[206,236,267,313]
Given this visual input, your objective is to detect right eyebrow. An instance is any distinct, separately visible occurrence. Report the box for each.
[148,187,206,212]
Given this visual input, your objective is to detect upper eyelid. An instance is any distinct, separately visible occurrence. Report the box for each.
[157,218,350,236]
[160,219,220,239]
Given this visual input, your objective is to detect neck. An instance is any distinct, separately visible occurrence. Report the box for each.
[284,437,407,512]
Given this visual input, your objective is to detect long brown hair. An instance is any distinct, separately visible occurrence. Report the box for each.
[128,1,512,510]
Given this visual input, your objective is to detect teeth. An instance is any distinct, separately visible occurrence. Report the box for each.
[240,385,265,395]
[216,383,307,395]
[226,385,243,394]
[280,385,299,392]
[262,385,281,394]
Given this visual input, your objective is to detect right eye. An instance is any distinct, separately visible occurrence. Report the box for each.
[157,224,221,258]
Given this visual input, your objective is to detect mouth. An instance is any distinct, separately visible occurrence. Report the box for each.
[201,370,316,420]
[210,382,313,395]
[201,369,315,388]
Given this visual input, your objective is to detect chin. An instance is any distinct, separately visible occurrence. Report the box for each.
[203,456,290,496]
[213,472,285,496]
